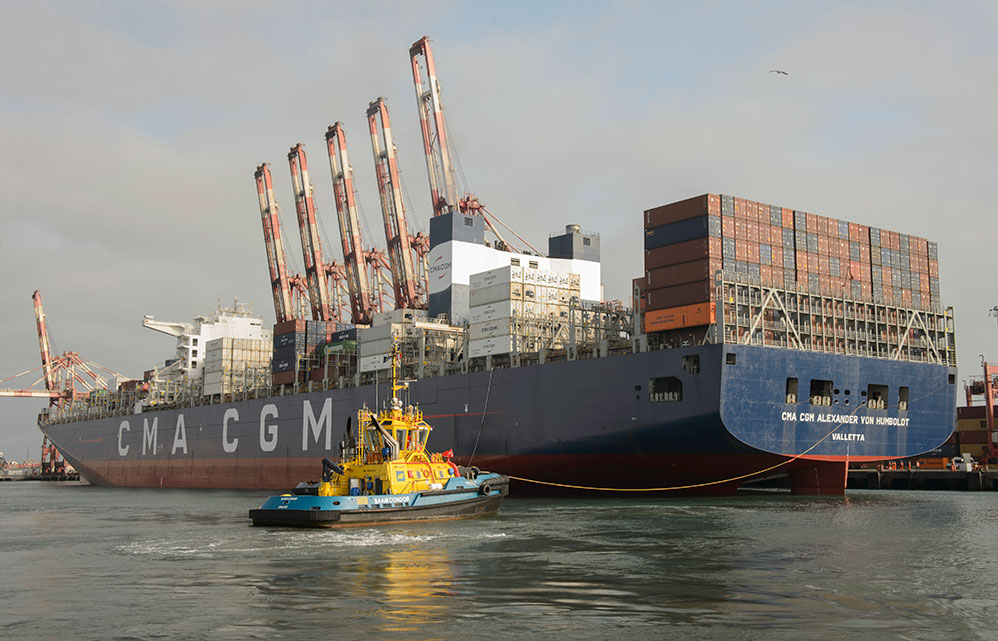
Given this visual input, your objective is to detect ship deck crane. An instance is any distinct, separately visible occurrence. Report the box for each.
[288,143,334,321]
[254,163,297,324]
[367,97,425,310]
[409,36,539,254]
[325,123,375,325]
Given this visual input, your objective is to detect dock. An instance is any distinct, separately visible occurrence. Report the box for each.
[847,468,998,491]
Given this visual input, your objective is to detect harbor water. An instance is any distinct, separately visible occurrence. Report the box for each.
[1,483,995,640]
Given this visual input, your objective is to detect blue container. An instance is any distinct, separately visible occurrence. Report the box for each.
[794,210,807,229]
[806,233,818,253]
[839,220,850,239]
[782,228,795,249]
[644,216,710,250]
[273,332,306,349]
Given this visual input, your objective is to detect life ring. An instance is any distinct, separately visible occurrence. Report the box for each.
[479,482,492,496]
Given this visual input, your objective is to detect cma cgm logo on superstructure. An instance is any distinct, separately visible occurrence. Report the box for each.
[429,255,451,280]
[115,399,338,457]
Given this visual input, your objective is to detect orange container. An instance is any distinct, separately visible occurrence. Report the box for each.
[645,302,716,333]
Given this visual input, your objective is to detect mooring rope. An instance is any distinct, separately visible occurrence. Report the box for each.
[507,402,869,492]
[467,367,495,467]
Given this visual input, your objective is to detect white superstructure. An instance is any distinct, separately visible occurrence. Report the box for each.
[142,299,272,385]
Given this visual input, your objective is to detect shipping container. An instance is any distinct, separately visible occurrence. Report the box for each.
[645,258,722,289]
[644,216,713,250]
[646,280,712,310]
[469,282,524,307]
[643,193,720,228]
[644,302,715,333]
[468,336,518,358]
[469,265,524,289]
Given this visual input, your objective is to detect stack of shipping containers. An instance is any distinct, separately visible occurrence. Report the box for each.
[642,193,942,339]
[272,319,355,385]
[203,337,271,396]
[467,265,582,358]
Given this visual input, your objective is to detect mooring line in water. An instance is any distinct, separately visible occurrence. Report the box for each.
[467,367,495,468]
[506,402,868,492]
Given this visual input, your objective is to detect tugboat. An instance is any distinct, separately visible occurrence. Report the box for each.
[249,345,509,528]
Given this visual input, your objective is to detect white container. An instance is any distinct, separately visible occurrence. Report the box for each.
[469,282,522,307]
[469,301,520,324]
[359,338,393,358]
[469,335,516,357]
[359,323,406,342]
[470,265,523,289]
[372,309,428,325]
[469,318,517,340]
[359,353,392,373]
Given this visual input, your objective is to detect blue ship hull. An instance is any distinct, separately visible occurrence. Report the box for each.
[39,344,957,495]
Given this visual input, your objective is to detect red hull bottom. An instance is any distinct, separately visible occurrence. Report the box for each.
[75,452,849,496]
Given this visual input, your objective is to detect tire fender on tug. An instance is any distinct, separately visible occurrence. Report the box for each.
[479,482,492,496]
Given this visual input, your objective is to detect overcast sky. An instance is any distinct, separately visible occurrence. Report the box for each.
[1,1,996,462]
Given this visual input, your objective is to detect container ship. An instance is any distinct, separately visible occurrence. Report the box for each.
[34,39,958,495]
[37,194,958,495]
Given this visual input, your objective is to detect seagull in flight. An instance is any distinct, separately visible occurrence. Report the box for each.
[770,69,789,75]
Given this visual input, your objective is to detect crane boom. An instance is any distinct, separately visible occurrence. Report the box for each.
[254,164,296,323]
[366,98,423,310]
[325,123,375,325]
[410,36,458,217]
[32,290,55,393]
[288,144,333,321]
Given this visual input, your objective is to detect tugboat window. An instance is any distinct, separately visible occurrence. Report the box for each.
[898,386,909,411]
[809,379,833,406]
[867,384,888,409]
[726,353,737,365]
[649,377,683,403]
[682,355,701,374]
[786,378,798,403]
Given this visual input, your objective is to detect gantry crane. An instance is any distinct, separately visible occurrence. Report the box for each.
[366,97,425,310]
[1,292,129,474]
[325,123,376,325]
[409,36,539,254]
[254,163,296,324]
[288,143,334,321]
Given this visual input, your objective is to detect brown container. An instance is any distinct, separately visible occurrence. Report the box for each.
[958,406,988,420]
[274,319,308,335]
[645,302,716,333]
[796,251,809,271]
[646,280,712,310]
[272,370,297,386]
[646,258,722,289]
[644,193,719,228]
[644,237,719,270]
[782,209,794,227]
[956,430,989,445]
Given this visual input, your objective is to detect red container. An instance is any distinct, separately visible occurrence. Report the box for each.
[644,193,720,228]
[644,237,719,270]
[771,247,783,266]
[735,240,749,261]
[782,209,794,227]
[274,319,307,335]
[760,265,774,285]
[646,280,712,310]
[722,217,735,238]
[272,371,297,386]
[645,258,722,289]
[796,251,809,271]
[929,259,939,277]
